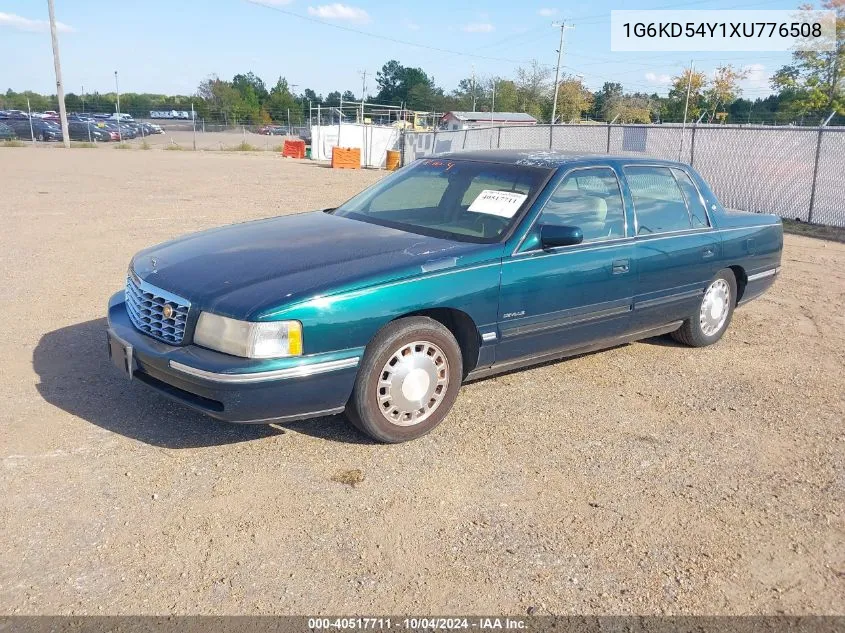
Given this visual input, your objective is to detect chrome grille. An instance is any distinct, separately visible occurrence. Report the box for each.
[125,274,190,344]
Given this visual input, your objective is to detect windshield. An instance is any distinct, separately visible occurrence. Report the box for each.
[333,158,551,243]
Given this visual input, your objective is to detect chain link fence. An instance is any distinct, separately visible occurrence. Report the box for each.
[401,124,845,228]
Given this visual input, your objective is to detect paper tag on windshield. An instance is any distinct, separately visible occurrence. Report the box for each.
[467,190,528,218]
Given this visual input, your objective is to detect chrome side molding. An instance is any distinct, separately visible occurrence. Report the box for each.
[747,267,781,282]
[169,357,360,384]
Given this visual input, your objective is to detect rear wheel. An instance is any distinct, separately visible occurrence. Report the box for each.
[346,317,462,443]
[671,269,737,347]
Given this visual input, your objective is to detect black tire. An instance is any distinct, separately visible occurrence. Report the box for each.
[346,317,463,443]
[671,268,737,347]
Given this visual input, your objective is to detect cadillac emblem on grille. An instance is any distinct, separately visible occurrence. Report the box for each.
[125,274,191,344]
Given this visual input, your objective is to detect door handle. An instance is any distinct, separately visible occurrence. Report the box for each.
[702,247,716,259]
[612,259,630,274]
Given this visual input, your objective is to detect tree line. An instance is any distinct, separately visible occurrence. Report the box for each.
[2,0,841,126]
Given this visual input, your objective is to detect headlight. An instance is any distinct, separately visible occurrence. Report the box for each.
[193,313,302,358]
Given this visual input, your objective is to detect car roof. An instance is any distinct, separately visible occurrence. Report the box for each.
[434,149,686,170]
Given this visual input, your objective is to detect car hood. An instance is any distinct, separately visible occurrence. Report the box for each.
[132,211,498,319]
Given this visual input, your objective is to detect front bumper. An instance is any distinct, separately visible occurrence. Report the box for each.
[107,292,361,423]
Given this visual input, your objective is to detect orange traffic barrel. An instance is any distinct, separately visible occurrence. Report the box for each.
[385,149,401,171]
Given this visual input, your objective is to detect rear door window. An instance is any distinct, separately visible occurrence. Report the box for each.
[624,166,693,235]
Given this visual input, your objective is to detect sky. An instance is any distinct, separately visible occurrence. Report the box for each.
[0,0,802,102]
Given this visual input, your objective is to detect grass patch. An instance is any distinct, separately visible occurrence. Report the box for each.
[70,141,96,148]
[228,141,259,151]
[164,143,184,151]
[113,142,132,150]
[330,469,365,487]
[272,144,285,153]
[140,140,151,150]
[1,139,27,147]
[783,219,845,244]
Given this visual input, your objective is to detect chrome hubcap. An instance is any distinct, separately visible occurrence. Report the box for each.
[700,278,730,336]
[377,341,449,426]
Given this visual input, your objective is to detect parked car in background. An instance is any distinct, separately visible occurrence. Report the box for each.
[106,150,784,443]
[5,118,62,141]
[0,110,29,120]
[102,121,137,139]
[257,125,288,135]
[67,120,113,142]
[0,122,16,140]
[150,110,192,120]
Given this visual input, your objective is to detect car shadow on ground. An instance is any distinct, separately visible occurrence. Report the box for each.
[33,318,374,449]
[638,334,687,348]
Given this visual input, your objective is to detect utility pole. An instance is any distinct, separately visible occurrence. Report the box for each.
[550,21,574,126]
[27,98,36,143]
[47,0,70,148]
[490,80,496,149]
[471,63,476,111]
[679,60,694,161]
[114,70,122,142]
[491,80,496,128]
[359,69,367,123]
[81,84,85,112]
[290,84,299,130]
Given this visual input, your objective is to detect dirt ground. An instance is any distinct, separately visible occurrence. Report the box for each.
[0,147,842,616]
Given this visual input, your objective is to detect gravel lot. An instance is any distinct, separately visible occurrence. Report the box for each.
[0,147,843,615]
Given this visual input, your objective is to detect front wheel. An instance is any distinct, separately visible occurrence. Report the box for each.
[671,269,737,347]
[346,317,463,443]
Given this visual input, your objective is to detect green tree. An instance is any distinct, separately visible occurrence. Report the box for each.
[704,65,748,122]
[197,75,248,124]
[374,60,436,108]
[593,82,623,121]
[451,76,486,111]
[665,68,708,122]
[490,78,519,112]
[232,72,268,104]
[302,88,322,105]
[266,77,301,124]
[617,93,656,123]
[515,60,552,120]
[771,0,845,118]
[550,75,594,122]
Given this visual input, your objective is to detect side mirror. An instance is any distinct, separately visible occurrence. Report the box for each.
[540,224,583,248]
